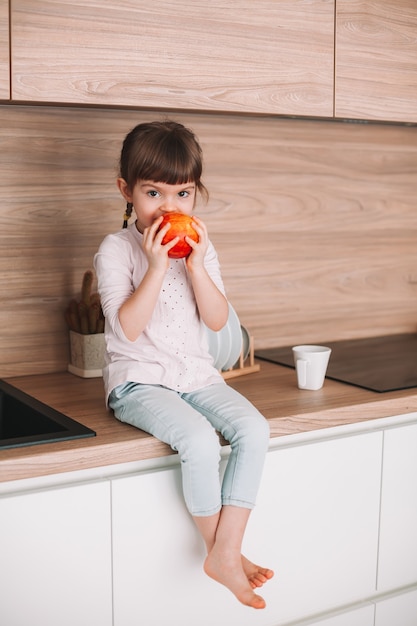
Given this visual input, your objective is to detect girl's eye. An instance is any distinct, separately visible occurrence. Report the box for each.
[178,190,189,198]
[147,190,160,198]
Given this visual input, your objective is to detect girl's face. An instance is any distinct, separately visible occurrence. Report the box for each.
[118,179,196,233]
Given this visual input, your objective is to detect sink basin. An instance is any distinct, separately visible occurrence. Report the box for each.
[0,379,96,450]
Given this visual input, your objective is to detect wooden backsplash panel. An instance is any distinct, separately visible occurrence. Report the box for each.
[0,105,416,377]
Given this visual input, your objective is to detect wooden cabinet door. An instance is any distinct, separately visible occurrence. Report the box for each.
[11,0,334,116]
[0,481,113,626]
[336,1,417,123]
[377,423,417,591]
[0,0,9,99]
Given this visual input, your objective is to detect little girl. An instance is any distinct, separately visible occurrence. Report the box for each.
[94,120,273,609]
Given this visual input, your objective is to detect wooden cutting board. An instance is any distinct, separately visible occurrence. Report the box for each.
[255,333,417,393]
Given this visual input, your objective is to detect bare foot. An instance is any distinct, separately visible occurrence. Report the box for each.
[204,548,266,609]
[242,555,274,589]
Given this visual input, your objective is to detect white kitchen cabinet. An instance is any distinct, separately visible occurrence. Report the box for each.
[1,417,415,626]
[111,466,229,626]
[247,431,382,624]
[111,431,382,626]
[374,587,417,626]
[308,604,375,626]
[0,481,112,626]
[377,423,417,591]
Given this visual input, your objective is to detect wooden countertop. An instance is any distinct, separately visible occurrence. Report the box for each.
[1,362,417,483]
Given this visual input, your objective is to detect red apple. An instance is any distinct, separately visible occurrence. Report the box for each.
[158,213,199,259]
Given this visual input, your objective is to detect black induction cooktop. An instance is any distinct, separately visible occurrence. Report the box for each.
[255,333,417,393]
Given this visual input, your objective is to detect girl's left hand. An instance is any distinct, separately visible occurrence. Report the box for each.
[185,216,208,269]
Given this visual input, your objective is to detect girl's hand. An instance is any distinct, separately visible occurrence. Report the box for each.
[184,215,228,330]
[185,216,209,270]
[142,216,179,271]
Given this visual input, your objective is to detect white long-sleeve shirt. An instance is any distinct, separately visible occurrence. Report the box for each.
[94,222,225,402]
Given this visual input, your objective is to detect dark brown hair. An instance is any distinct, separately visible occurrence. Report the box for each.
[119,120,208,201]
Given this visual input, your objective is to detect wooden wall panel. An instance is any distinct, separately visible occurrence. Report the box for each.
[336,0,417,122]
[11,0,334,117]
[0,105,416,377]
[0,0,9,99]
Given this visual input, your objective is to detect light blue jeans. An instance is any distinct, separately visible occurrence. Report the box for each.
[109,382,270,516]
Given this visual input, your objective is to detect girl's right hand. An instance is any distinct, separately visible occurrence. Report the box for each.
[142,216,179,271]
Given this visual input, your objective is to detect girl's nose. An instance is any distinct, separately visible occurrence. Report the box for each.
[162,198,177,213]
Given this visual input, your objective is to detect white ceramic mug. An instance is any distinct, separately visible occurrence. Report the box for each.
[292,345,332,390]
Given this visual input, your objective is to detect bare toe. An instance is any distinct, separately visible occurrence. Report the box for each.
[242,555,274,588]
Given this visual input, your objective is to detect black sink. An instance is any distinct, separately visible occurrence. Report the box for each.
[0,379,96,450]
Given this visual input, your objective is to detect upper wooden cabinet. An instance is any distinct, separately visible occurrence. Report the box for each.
[0,0,9,99]
[10,1,416,122]
[11,0,334,117]
[335,1,417,123]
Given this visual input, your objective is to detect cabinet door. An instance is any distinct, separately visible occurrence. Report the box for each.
[0,481,112,626]
[0,0,9,99]
[11,0,334,116]
[375,588,417,626]
[377,423,417,591]
[246,431,382,623]
[112,467,225,626]
[112,432,382,626]
[336,1,417,123]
